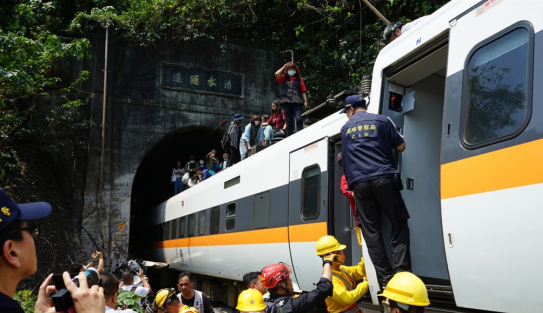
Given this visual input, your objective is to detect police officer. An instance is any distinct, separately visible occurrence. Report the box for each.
[379,272,429,313]
[340,94,411,289]
[316,236,367,313]
[261,257,334,313]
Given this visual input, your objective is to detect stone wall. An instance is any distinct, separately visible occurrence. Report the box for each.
[78,29,283,266]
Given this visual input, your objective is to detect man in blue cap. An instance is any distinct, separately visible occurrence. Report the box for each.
[0,189,106,313]
[226,113,244,167]
[339,95,411,290]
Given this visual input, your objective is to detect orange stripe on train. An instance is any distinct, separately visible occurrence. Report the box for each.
[441,139,543,199]
[152,222,327,249]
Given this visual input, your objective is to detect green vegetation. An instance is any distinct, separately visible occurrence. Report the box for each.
[13,290,37,313]
[116,290,145,313]
[0,0,446,180]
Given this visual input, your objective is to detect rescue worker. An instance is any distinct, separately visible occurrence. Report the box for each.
[340,94,411,289]
[379,272,430,313]
[261,258,334,313]
[236,289,266,313]
[243,271,267,295]
[155,288,182,313]
[316,236,368,313]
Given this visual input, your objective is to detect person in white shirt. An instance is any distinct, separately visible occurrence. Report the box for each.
[102,272,136,313]
[119,269,151,307]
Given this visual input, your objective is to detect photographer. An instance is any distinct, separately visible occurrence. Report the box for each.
[119,268,151,307]
[0,189,105,313]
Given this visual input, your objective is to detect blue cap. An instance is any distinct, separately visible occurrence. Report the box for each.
[339,95,368,114]
[0,189,52,233]
[233,113,244,121]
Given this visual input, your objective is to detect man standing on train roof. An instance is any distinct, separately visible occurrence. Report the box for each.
[261,257,334,313]
[340,94,411,290]
[316,235,368,313]
[379,272,430,313]
[381,17,429,45]
[177,272,213,313]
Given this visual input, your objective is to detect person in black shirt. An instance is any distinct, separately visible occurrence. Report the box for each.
[261,255,335,313]
[176,272,212,313]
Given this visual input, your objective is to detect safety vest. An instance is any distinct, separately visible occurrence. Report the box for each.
[178,290,204,313]
[280,78,304,104]
[330,269,359,313]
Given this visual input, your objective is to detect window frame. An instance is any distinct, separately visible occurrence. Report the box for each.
[198,210,206,236]
[188,213,196,237]
[460,22,533,150]
[225,203,236,231]
[301,165,321,221]
[253,191,270,229]
[210,206,220,235]
[179,216,186,238]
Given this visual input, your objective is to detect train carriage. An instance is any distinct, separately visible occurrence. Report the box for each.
[134,1,543,312]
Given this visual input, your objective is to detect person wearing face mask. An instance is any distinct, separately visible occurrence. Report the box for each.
[267,100,285,134]
[198,158,207,170]
[205,149,220,172]
[275,62,308,136]
[185,155,198,176]
[240,114,264,160]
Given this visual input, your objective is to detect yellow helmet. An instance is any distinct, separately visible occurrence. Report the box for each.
[316,235,346,256]
[155,288,177,308]
[236,289,266,312]
[378,272,430,307]
[180,305,199,313]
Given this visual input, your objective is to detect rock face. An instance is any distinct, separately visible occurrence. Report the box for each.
[77,30,283,267]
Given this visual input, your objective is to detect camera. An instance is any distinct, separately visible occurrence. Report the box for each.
[112,259,142,277]
[50,268,100,312]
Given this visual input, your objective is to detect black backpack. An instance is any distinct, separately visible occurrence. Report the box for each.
[221,127,231,151]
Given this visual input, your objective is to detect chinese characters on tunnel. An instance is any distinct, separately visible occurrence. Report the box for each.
[162,63,243,97]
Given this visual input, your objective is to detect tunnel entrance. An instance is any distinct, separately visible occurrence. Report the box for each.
[129,126,224,254]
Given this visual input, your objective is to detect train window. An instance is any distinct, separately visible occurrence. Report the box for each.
[171,219,178,239]
[188,213,195,237]
[179,217,186,238]
[254,192,270,229]
[198,211,206,236]
[163,221,171,240]
[224,176,240,189]
[462,26,532,148]
[210,206,220,234]
[225,203,236,231]
[301,166,320,220]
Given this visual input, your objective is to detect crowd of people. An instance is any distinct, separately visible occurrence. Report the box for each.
[0,184,430,313]
[170,61,309,196]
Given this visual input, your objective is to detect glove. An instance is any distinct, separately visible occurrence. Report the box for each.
[355,227,362,246]
[322,254,337,266]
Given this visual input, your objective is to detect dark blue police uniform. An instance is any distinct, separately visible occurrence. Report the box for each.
[340,96,411,289]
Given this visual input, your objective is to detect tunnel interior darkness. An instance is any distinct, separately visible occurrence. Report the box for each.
[129,126,223,252]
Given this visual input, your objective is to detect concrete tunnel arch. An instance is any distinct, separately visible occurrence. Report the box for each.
[129,126,224,253]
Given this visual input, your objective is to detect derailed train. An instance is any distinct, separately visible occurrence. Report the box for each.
[134,1,543,312]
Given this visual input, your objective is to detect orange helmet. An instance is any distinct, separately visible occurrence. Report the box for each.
[261,262,291,289]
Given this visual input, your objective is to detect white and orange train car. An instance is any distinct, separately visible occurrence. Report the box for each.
[136,1,543,312]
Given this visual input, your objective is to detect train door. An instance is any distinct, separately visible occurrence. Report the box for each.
[381,33,452,303]
[442,1,541,311]
[288,137,329,291]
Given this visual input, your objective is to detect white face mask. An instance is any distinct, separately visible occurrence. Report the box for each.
[287,70,296,76]
[212,154,215,157]
[200,161,204,165]
[224,158,228,161]
[254,121,261,126]
[190,160,195,163]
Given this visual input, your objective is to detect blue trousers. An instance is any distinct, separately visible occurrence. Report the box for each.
[174,177,183,195]
[282,103,303,136]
